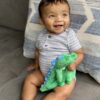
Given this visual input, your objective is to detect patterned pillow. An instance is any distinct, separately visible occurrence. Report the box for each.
[23,0,100,84]
[23,0,44,58]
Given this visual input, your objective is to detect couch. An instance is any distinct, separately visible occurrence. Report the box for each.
[0,0,100,100]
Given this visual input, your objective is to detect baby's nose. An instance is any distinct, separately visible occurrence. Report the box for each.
[56,15,63,21]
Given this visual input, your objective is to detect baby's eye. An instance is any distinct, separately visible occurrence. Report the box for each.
[63,13,68,17]
[49,15,55,18]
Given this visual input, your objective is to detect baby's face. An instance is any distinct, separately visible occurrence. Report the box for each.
[41,2,70,34]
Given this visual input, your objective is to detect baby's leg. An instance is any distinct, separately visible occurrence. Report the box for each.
[43,79,76,100]
[22,70,44,100]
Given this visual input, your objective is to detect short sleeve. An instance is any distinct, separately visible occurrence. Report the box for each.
[68,29,82,52]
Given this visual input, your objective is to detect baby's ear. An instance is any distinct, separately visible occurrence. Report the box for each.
[39,19,44,25]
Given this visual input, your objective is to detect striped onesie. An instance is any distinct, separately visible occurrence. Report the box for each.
[36,28,82,76]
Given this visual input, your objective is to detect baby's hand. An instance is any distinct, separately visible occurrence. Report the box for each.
[68,63,77,71]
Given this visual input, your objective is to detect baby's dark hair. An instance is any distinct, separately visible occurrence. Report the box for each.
[38,0,70,18]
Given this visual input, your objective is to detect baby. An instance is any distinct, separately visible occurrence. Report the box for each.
[22,0,84,100]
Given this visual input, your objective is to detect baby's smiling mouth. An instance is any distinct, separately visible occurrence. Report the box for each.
[53,24,63,29]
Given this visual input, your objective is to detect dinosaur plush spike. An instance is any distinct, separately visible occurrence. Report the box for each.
[40,52,77,92]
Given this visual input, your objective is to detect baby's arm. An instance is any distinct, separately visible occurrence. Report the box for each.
[33,48,40,70]
[27,48,40,71]
[68,48,84,71]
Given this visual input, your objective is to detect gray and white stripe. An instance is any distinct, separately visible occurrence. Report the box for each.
[36,28,82,75]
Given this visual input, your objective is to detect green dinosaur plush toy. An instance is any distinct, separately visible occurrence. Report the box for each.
[40,52,77,92]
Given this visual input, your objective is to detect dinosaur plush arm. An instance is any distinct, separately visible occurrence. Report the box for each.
[56,68,65,86]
